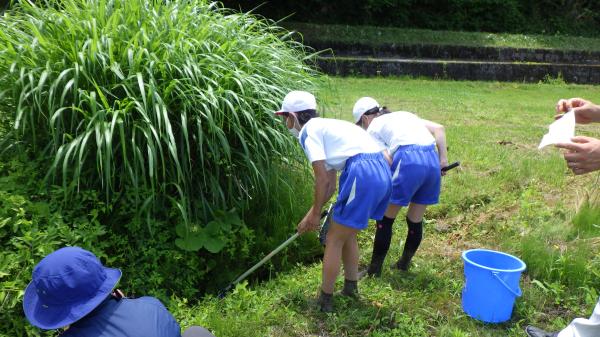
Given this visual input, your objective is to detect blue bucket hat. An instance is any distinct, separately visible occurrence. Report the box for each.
[23,247,121,330]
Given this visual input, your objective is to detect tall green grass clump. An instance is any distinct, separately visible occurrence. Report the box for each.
[571,180,600,240]
[520,185,600,292]
[0,0,319,242]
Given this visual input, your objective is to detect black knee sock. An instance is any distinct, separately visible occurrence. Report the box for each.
[372,216,395,258]
[403,216,423,255]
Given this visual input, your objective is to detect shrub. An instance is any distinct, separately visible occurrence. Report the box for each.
[0,0,319,236]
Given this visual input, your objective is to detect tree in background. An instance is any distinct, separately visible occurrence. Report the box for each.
[223,0,600,36]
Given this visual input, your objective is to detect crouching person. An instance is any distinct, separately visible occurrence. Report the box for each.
[23,246,215,337]
[353,97,448,277]
[275,91,392,312]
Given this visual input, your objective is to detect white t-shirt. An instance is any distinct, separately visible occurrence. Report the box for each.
[299,117,384,171]
[367,111,435,155]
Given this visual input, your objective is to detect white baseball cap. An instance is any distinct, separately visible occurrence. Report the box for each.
[274,91,317,115]
[352,97,379,123]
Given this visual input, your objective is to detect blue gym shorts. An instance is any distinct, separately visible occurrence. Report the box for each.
[332,152,392,230]
[389,144,441,206]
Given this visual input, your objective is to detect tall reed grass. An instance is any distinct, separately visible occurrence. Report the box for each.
[0,0,320,232]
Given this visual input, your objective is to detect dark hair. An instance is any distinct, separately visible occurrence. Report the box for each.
[362,106,391,119]
[363,106,380,116]
[295,109,318,125]
[355,106,383,126]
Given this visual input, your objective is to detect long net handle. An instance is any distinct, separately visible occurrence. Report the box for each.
[230,232,300,286]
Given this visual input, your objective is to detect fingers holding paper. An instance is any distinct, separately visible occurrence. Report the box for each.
[555,136,600,175]
[554,97,600,124]
[555,97,589,113]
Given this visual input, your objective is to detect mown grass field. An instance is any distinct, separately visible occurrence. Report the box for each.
[169,77,600,337]
[286,22,600,52]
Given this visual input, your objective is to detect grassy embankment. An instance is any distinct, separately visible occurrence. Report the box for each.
[285,22,600,52]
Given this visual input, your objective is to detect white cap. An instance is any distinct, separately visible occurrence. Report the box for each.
[352,97,379,123]
[274,91,317,115]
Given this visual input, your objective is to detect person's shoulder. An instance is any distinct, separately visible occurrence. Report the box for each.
[305,117,355,133]
[390,111,417,118]
[132,296,166,306]
[321,117,360,128]
[307,117,345,126]
[302,117,324,130]
[124,296,169,311]
[368,115,386,130]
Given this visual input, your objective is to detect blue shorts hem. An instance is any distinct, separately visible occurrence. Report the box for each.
[411,198,439,205]
[332,215,367,230]
[389,199,409,207]
[390,198,438,206]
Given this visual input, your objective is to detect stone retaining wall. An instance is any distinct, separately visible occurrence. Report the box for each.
[318,57,600,84]
[309,41,600,65]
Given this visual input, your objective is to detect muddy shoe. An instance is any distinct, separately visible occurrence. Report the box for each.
[359,254,386,278]
[318,290,334,313]
[396,250,415,271]
[525,326,559,337]
[367,256,385,277]
[340,279,358,298]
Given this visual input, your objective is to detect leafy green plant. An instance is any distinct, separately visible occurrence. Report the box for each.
[0,0,319,231]
[541,72,566,85]
[0,190,111,336]
[175,209,244,253]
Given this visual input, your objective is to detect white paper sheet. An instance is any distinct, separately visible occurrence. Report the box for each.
[538,111,575,149]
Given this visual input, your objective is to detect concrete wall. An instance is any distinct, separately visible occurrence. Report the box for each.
[309,41,600,65]
[318,57,600,84]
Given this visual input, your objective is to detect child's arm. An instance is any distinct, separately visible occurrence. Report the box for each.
[422,119,448,170]
[298,160,334,233]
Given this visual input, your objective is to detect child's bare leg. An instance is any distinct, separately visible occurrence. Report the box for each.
[342,232,359,281]
[322,221,354,293]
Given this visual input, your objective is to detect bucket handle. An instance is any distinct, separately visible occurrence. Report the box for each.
[492,271,522,297]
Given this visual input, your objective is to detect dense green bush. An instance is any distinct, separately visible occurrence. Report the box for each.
[223,0,600,37]
[0,0,318,234]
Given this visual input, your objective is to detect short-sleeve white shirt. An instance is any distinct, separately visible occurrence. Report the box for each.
[367,111,435,155]
[299,118,384,171]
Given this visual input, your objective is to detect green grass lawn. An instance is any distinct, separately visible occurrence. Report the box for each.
[169,77,600,337]
[285,22,600,52]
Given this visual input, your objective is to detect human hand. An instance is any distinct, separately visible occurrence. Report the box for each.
[555,98,600,124]
[440,158,449,176]
[555,136,600,175]
[297,209,321,234]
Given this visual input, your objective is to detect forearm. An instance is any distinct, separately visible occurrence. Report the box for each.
[434,129,448,163]
[311,179,331,216]
[423,120,448,163]
[297,161,336,233]
[310,163,334,217]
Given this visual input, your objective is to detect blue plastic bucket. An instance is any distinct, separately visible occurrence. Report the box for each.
[461,249,526,323]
